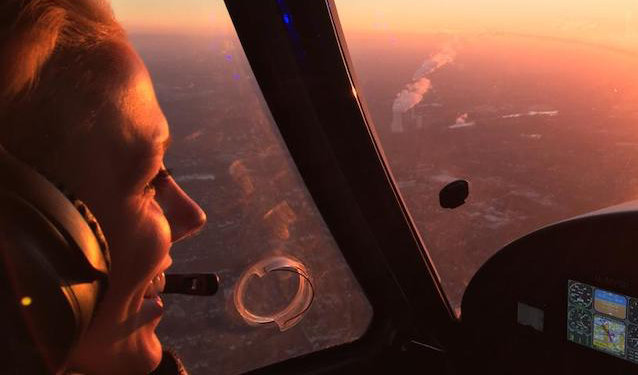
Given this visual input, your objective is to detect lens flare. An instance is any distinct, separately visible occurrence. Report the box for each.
[20,296,32,307]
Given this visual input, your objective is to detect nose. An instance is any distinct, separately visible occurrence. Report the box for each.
[157,178,207,243]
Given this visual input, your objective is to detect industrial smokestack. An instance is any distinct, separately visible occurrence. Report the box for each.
[391,110,404,133]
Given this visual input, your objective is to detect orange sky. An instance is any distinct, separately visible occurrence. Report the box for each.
[109,0,638,52]
[109,0,231,34]
[334,0,638,52]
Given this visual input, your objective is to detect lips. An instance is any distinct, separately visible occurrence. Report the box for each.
[143,272,166,299]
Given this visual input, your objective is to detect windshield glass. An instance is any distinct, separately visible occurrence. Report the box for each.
[334,0,638,313]
[110,1,373,373]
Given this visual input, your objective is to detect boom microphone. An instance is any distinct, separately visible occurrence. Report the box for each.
[162,273,220,296]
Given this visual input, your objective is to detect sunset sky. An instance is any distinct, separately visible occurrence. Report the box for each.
[110,0,638,51]
[336,0,637,31]
[109,0,230,34]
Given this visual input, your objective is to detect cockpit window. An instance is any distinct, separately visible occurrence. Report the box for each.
[334,0,638,314]
[110,1,372,373]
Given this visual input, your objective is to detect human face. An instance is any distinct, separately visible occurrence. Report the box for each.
[64,43,206,374]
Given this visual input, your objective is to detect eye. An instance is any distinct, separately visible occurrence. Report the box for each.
[144,168,173,196]
[144,183,156,196]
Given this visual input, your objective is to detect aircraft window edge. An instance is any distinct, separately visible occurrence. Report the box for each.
[324,0,456,319]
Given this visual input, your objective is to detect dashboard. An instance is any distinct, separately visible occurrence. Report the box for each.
[459,201,638,374]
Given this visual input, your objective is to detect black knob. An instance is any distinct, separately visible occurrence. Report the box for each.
[439,180,469,209]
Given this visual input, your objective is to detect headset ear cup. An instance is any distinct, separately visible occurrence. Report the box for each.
[0,191,82,373]
[0,149,110,374]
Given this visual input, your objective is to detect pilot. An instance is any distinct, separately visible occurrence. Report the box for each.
[0,0,206,374]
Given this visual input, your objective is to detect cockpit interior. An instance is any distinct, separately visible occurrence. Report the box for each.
[2,0,638,374]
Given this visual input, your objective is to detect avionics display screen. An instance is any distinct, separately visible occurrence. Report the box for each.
[567,280,638,363]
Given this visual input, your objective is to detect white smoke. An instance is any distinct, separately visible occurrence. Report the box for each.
[392,47,456,114]
[449,113,475,129]
[392,78,432,112]
[412,47,457,81]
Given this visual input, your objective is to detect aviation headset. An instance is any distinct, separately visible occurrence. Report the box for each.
[0,146,110,374]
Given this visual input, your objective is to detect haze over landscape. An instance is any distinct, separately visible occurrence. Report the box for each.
[343,31,638,311]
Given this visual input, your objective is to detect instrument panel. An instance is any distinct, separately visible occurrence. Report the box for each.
[459,201,638,374]
[567,280,638,362]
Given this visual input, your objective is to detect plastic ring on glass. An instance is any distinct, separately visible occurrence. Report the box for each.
[233,255,314,331]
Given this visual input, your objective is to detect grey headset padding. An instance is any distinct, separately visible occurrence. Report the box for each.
[0,148,110,373]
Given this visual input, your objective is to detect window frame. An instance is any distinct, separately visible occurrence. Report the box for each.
[222,0,457,373]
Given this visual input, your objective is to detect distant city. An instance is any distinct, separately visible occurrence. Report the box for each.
[131,31,638,373]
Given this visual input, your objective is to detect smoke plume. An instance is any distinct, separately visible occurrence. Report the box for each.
[449,113,475,129]
[392,78,432,112]
[392,47,456,114]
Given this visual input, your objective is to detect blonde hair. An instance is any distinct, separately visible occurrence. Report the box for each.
[0,0,125,169]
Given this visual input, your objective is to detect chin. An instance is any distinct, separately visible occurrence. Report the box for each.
[68,317,164,375]
[128,294,166,373]
[123,309,164,374]
[135,328,164,373]
[110,327,163,375]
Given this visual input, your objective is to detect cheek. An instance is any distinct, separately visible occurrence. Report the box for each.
[104,201,172,291]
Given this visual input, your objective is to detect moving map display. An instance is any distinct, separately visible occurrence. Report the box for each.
[567,280,638,363]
